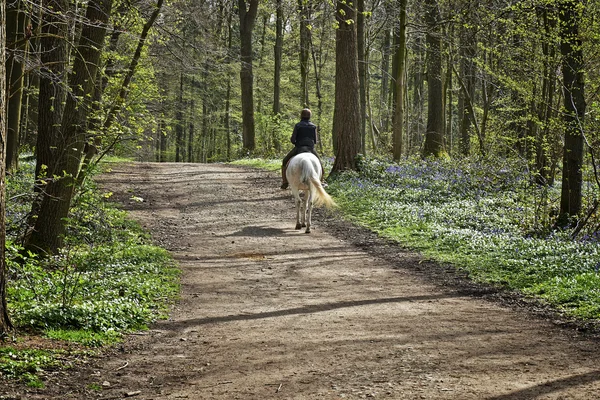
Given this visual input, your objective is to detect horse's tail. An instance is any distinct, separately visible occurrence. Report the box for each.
[308,175,336,208]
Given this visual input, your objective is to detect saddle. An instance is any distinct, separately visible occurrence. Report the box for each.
[296,145,313,154]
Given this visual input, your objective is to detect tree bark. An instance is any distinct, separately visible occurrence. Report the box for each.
[27,0,113,254]
[175,73,184,162]
[35,0,69,182]
[357,0,366,153]
[331,0,361,173]
[380,25,391,133]
[298,0,310,106]
[422,0,445,158]
[558,0,585,223]
[273,0,283,116]
[392,0,407,161]
[5,0,28,171]
[535,6,557,185]
[0,0,14,335]
[238,0,259,152]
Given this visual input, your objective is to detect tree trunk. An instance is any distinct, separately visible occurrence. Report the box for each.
[422,0,445,158]
[238,0,259,152]
[558,0,585,223]
[159,118,167,162]
[357,0,366,153]
[331,0,361,173]
[298,0,310,106]
[35,0,69,181]
[392,0,407,161]
[410,35,425,153]
[5,0,27,171]
[27,0,113,254]
[309,2,327,143]
[0,0,14,335]
[458,6,476,156]
[188,78,195,163]
[380,26,391,133]
[273,0,283,116]
[535,6,557,185]
[175,73,184,162]
[225,6,233,161]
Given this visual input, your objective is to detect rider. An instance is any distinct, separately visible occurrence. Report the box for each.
[280,108,324,189]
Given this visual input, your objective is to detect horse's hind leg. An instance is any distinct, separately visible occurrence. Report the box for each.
[300,192,307,228]
[305,192,313,233]
[295,196,302,230]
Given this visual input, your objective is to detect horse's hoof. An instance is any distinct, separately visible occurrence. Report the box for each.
[302,223,306,227]
[305,229,311,234]
[295,224,302,230]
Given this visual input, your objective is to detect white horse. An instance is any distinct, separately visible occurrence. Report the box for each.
[286,152,336,233]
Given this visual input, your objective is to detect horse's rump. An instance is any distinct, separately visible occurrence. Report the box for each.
[286,153,335,208]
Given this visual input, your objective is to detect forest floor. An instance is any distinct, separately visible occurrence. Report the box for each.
[4,161,600,400]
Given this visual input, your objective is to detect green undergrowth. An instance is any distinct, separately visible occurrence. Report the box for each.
[325,156,600,321]
[0,347,62,388]
[2,158,180,386]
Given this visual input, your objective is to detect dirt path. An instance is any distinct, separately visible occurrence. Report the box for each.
[10,162,600,399]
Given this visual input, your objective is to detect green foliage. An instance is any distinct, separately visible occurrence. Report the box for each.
[0,347,60,387]
[45,329,122,347]
[328,156,600,320]
[4,161,180,383]
[7,162,177,334]
[8,242,178,333]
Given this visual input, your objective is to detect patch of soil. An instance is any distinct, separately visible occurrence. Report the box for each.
[3,162,600,400]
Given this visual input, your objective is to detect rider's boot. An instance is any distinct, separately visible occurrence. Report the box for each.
[281,166,289,190]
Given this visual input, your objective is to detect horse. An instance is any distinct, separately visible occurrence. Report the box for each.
[285,152,336,233]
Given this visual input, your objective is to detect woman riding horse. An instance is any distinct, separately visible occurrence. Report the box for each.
[280,108,324,189]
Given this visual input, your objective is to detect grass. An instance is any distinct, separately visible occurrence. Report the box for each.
[2,158,180,386]
[0,346,66,387]
[237,155,600,321]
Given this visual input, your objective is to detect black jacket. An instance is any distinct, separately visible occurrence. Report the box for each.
[291,119,318,149]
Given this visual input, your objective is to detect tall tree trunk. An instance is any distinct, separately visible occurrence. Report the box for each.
[35,0,69,181]
[357,0,366,153]
[535,6,557,185]
[238,0,259,152]
[392,0,407,161]
[273,0,283,116]
[558,0,585,224]
[27,0,113,254]
[380,26,391,133]
[410,35,425,154]
[422,0,445,158]
[224,6,233,161]
[256,13,268,113]
[331,0,361,173]
[159,117,167,162]
[0,0,14,335]
[298,0,310,106]
[309,2,327,142]
[175,73,184,162]
[5,0,27,171]
[188,77,195,163]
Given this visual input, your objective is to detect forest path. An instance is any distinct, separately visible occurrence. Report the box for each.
[33,162,600,399]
